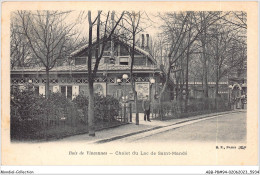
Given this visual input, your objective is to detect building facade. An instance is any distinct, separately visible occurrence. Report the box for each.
[11,36,174,106]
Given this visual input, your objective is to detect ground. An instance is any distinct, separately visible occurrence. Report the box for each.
[131,112,246,143]
[55,111,246,144]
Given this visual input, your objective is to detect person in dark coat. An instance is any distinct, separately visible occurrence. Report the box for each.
[142,95,151,122]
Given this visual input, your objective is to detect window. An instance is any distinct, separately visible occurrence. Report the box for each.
[60,86,73,100]
[34,86,39,95]
[67,86,72,100]
[75,57,86,65]
[61,86,66,96]
[134,57,146,66]
[120,57,129,65]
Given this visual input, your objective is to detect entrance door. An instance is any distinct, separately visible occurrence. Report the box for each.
[34,86,39,95]
[67,86,72,100]
[61,86,66,97]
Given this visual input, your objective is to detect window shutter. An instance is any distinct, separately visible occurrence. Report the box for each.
[72,85,79,99]
[39,85,45,96]
[53,86,60,93]
[120,57,128,62]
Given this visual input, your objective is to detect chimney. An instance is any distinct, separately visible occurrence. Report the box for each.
[141,34,144,48]
[111,11,115,58]
[146,34,149,49]
[111,11,115,29]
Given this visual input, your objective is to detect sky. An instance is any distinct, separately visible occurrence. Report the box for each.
[65,10,162,42]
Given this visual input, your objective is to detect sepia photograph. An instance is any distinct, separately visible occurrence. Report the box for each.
[1,1,258,171]
[10,9,247,143]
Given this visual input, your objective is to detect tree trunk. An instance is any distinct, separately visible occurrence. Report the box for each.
[46,68,50,98]
[129,26,140,125]
[215,66,219,110]
[201,12,208,99]
[185,68,188,112]
[185,28,191,112]
[134,91,139,125]
[180,79,184,113]
[87,11,95,136]
[215,78,219,110]
[159,95,163,120]
[176,78,179,99]
[158,64,171,120]
[185,50,190,112]
[202,46,208,98]
[88,80,95,136]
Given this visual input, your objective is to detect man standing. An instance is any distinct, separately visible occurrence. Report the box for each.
[142,95,151,122]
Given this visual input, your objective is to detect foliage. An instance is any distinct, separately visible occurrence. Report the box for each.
[153,97,230,119]
[11,85,77,118]
[11,88,122,141]
[73,94,120,122]
[11,85,45,119]
[10,87,82,140]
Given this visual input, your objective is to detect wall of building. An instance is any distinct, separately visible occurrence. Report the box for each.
[11,72,158,100]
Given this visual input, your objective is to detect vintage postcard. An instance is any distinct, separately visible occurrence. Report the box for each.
[1,1,258,167]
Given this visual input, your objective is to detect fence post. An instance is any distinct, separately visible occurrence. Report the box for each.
[136,113,139,125]
[120,105,123,122]
[129,103,132,122]
[108,104,110,122]
[123,103,126,123]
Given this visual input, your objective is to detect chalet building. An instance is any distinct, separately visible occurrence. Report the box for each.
[188,81,229,99]
[184,60,247,109]
[11,34,246,109]
[11,35,174,109]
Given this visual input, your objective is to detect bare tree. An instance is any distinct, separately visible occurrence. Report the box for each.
[210,26,246,93]
[222,11,247,30]
[202,12,247,108]
[15,10,79,98]
[153,11,230,115]
[158,12,202,117]
[10,18,32,69]
[115,11,150,124]
[87,10,124,136]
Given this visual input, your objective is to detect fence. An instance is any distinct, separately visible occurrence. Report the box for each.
[151,98,231,120]
[11,104,131,141]
[11,106,84,140]
[116,102,133,123]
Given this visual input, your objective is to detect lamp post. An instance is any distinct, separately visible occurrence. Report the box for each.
[123,74,128,98]
[149,78,155,118]
[116,78,122,85]
[116,78,121,83]
[228,85,233,109]
[122,74,128,122]
[28,79,34,91]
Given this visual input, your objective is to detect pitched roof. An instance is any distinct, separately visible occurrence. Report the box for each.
[70,37,157,64]
[11,63,160,73]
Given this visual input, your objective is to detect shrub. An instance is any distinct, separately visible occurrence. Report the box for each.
[72,94,89,123]
[11,86,45,120]
[10,87,82,140]
[72,94,120,122]
[11,88,78,120]
[11,87,121,141]
[152,97,230,119]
